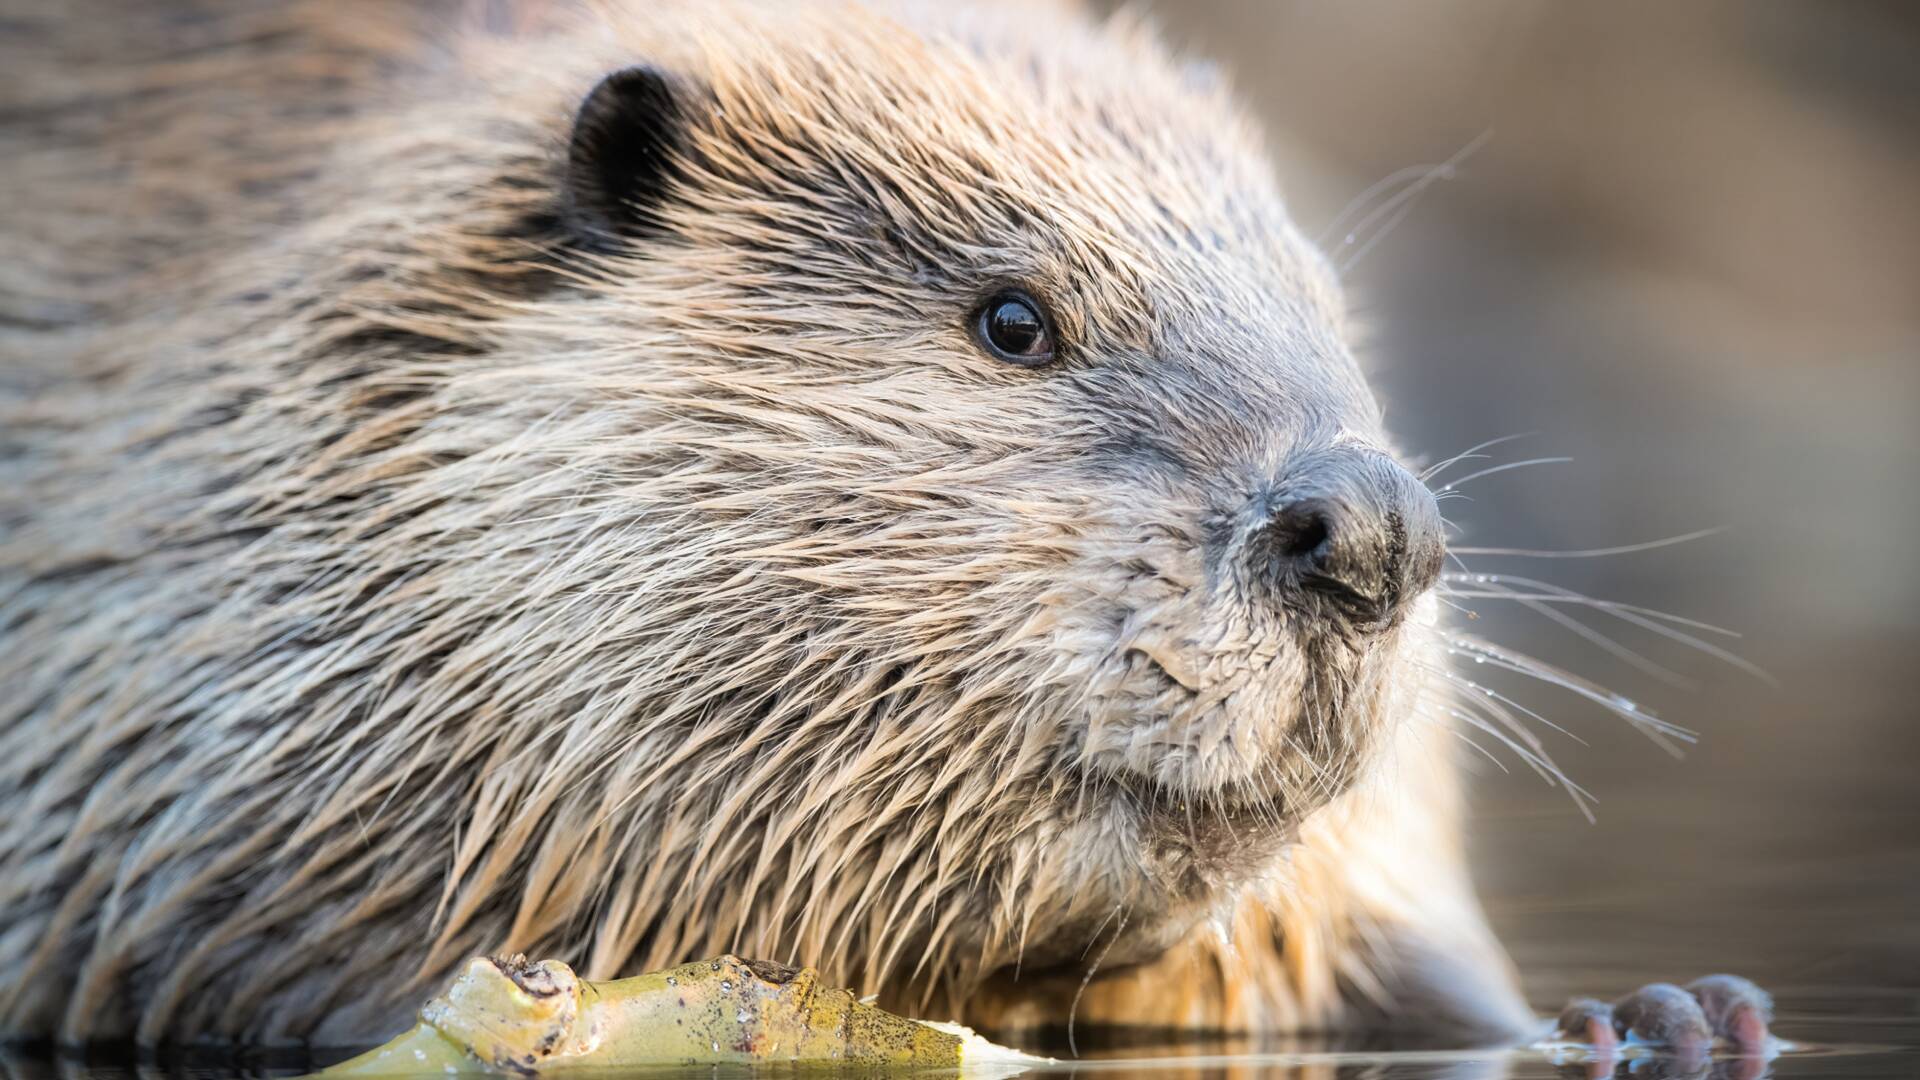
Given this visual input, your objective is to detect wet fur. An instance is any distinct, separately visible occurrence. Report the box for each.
[1,0,1531,1045]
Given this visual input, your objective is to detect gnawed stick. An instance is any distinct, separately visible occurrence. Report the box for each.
[317,954,1044,1074]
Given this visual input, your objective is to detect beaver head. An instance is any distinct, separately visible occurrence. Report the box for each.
[495,4,1445,990]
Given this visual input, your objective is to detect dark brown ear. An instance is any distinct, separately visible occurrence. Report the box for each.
[565,65,684,246]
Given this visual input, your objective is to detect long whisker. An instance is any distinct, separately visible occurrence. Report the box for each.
[1436,711,1516,775]
[1419,656,1588,785]
[1456,572,1776,684]
[1433,456,1574,493]
[1441,581,1743,638]
[1451,577,1693,687]
[1450,634,1696,751]
[1337,130,1495,273]
[1319,164,1443,248]
[1428,663,1588,746]
[1066,904,1129,1059]
[1438,701,1556,783]
[1453,527,1724,559]
[1417,689,1595,818]
[1419,432,1538,484]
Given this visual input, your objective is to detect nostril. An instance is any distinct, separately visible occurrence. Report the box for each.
[1251,495,1344,572]
[1248,491,1386,610]
[1261,497,1337,566]
[1244,450,1445,623]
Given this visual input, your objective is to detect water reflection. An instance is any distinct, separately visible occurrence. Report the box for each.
[4,1038,1912,1080]
[1025,1048,1791,1080]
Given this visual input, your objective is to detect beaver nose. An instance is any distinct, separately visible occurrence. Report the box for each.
[1245,448,1444,624]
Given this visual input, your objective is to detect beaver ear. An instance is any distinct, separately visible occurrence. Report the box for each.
[565,65,684,246]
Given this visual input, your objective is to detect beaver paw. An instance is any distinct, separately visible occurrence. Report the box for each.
[1552,974,1774,1064]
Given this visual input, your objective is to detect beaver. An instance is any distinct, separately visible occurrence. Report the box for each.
[0,0,1763,1052]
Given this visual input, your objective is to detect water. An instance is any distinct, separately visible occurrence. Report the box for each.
[5,1028,1917,1080]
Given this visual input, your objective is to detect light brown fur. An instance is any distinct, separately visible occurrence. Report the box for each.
[2,0,1535,1046]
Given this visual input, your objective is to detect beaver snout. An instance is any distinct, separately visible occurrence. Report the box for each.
[1243,447,1444,626]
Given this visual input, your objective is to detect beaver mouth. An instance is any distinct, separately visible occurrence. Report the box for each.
[1091,652,1295,821]
[1107,766,1300,834]
[1082,630,1343,828]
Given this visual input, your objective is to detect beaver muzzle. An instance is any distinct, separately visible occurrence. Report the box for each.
[1239,445,1444,629]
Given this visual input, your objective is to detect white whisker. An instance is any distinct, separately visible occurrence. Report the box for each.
[1453,527,1724,559]
[1454,572,1775,684]
[1449,634,1695,751]
[1452,577,1692,687]
[1441,582,1743,639]
[1419,432,1539,484]
[1336,130,1495,273]
[1434,456,1574,493]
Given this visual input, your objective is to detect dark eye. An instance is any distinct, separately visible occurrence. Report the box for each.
[975,290,1056,367]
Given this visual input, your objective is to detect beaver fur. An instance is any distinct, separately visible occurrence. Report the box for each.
[1,0,1533,1045]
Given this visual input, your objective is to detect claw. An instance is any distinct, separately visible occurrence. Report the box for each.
[1613,982,1713,1060]
[1687,974,1773,1052]
[1555,997,1619,1057]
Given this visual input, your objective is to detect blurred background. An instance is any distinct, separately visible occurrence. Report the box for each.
[1137,0,1920,1032]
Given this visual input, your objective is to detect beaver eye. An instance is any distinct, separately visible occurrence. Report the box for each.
[975,290,1055,367]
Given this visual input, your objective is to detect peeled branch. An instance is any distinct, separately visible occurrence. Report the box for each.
[315,954,1044,1075]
